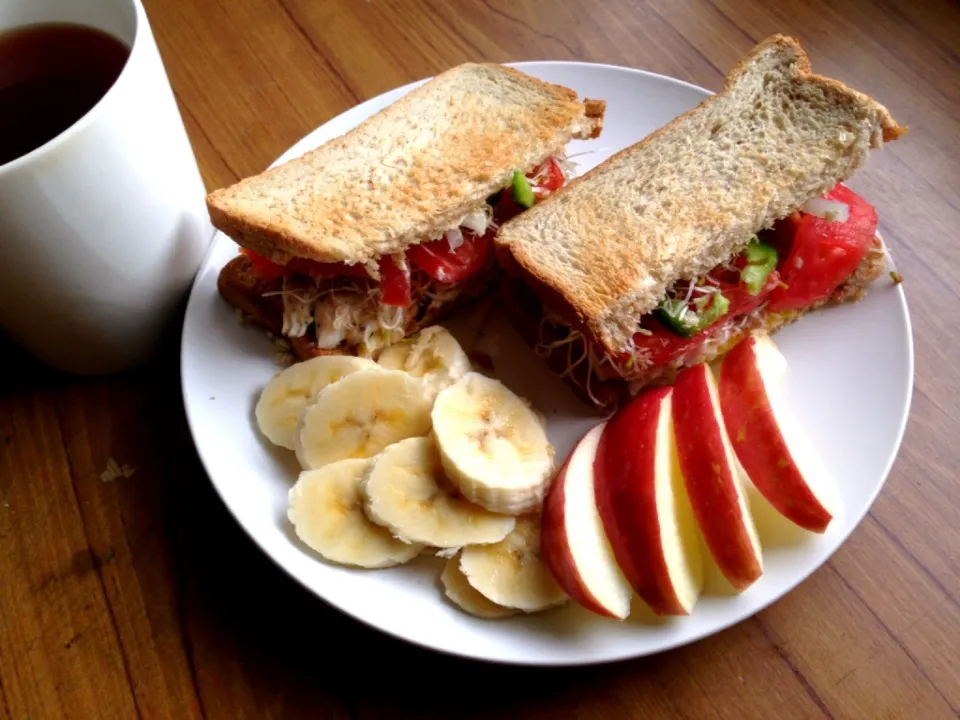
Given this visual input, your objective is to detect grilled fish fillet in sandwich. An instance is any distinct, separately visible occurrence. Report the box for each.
[495,35,906,409]
[207,63,605,360]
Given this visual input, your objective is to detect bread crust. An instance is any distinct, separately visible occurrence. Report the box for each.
[206,63,605,265]
[495,35,906,356]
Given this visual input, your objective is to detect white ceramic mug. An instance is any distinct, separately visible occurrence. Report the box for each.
[0,0,213,374]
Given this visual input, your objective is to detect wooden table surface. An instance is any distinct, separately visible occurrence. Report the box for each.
[2,1,959,718]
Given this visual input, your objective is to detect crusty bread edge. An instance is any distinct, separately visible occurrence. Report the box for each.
[725,37,905,144]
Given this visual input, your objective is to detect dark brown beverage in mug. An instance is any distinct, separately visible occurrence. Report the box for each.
[0,23,130,166]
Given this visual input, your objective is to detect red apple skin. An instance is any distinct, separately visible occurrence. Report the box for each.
[542,437,623,619]
[672,363,762,591]
[594,387,689,616]
[719,338,833,533]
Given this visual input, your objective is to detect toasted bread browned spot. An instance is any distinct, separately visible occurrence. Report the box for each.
[206,63,605,266]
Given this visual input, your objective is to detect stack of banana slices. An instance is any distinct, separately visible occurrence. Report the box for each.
[255,326,567,619]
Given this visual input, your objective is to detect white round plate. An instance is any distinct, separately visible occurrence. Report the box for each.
[181,62,913,665]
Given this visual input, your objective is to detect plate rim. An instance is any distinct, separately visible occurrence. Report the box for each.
[180,60,915,666]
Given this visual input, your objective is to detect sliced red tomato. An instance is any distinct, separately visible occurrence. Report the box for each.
[242,248,368,281]
[286,257,369,279]
[378,254,412,307]
[624,321,701,368]
[493,191,524,223]
[242,248,285,281]
[766,184,877,311]
[613,184,877,372]
[723,269,781,316]
[530,157,565,196]
[493,157,566,222]
[761,211,802,259]
[407,229,493,284]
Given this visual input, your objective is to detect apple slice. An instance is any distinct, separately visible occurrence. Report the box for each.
[672,362,763,591]
[541,423,633,620]
[718,333,840,533]
[594,387,703,616]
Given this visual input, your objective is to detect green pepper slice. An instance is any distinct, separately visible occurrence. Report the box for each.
[741,240,778,295]
[511,170,535,208]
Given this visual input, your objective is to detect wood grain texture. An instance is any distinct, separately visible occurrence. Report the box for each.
[1,0,958,718]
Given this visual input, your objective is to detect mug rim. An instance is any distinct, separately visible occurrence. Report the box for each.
[0,0,143,175]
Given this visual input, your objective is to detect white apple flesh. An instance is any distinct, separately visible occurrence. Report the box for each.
[541,424,633,620]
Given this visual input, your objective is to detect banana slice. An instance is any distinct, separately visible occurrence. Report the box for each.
[459,514,568,612]
[256,355,380,449]
[288,459,423,568]
[431,372,553,515]
[441,554,517,619]
[376,326,471,400]
[295,369,433,470]
[362,437,515,548]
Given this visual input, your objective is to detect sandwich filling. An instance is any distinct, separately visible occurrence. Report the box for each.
[235,157,569,358]
[535,184,886,402]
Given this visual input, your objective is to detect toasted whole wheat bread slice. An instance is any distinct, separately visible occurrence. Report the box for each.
[207,64,604,265]
[495,35,905,356]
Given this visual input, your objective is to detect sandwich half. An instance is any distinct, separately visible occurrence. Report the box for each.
[208,63,605,360]
[495,35,906,409]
